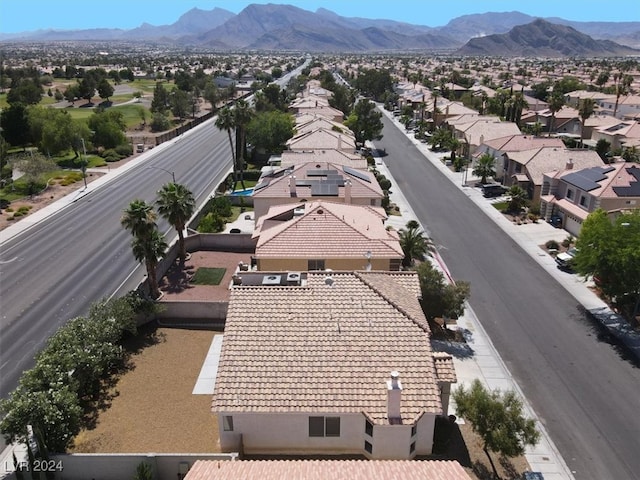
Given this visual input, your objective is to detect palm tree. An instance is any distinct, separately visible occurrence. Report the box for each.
[398,222,435,268]
[473,153,496,184]
[156,183,196,262]
[506,185,527,213]
[215,107,236,188]
[546,91,565,136]
[578,98,595,148]
[121,200,165,299]
[131,229,167,300]
[233,99,254,191]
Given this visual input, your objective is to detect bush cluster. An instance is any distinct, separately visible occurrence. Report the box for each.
[0,292,155,453]
[197,196,233,233]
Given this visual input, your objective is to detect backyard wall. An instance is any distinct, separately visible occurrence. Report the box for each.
[49,453,237,480]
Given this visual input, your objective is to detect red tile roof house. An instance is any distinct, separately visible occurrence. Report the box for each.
[540,162,640,236]
[252,201,404,271]
[294,115,355,139]
[500,146,603,202]
[184,459,472,480]
[591,120,640,151]
[286,127,356,153]
[252,163,384,221]
[280,149,368,170]
[213,271,456,459]
[444,116,522,159]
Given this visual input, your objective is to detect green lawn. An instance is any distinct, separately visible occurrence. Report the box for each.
[66,103,146,128]
[492,201,508,212]
[191,267,227,286]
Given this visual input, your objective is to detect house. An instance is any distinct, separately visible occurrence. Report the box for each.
[591,120,640,151]
[295,116,355,139]
[501,147,603,201]
[290,102,345,122]
[521,106,581,136]
[280,150,368,170]
[597,94,640,120]
[252,201,403,271]
[213,271,456,459]
[252,162,383,221]
[184,459,472,480]
[445,116,521,158]
[476,134,564,182]
[290,95,331,110]
[286,128,356,153]
[540,162,640,235]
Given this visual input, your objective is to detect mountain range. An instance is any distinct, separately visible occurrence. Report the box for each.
[2,4,639,55]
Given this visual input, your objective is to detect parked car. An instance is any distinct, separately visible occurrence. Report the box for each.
[548,215,562,228]
[555,247,578,270]
[481,183,507,198]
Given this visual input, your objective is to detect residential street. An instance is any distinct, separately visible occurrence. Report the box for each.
[0,121,232,399]
[375,113,640,480]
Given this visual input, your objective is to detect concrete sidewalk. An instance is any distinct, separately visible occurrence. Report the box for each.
[372,111,578,479]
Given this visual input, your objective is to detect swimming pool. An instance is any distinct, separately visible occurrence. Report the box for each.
[230,188,254,196]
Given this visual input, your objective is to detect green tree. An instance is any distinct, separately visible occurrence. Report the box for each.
[97,78,114,102]
[9,151,56,195]
[578,98,595,148]
[506,185,527,212]
[6,78,43,105]
[612,72,633,118]
[215,107,237,186]
[328,83,354,117]
[170,89,191,121]
[1,104,31,148]
[203,80,219,111]
[398,221,434,268]
[344,99,383,148]
[150,112,170,132]
[453,379,539,478]
[352,68,393,101]
[247,110,295,154]
[472,153,496,184]
[151,82,170,113]
[77,77,96,104]
[415,261,470,321]
[595,138,611,162]
[546,91,565,135]
[233,99,254,190]
[574,209,640,319]
[88,109,127,149]
[156,183,196,262]
[121,200,167,299]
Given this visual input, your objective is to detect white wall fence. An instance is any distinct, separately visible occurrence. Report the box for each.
[48,452,237,480]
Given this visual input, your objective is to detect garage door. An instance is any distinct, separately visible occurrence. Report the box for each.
[564,215,582,236]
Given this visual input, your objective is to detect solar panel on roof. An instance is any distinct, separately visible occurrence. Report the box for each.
[254,179,271,191]
[564,167,610,192]
[307,169,338,176]
[343,165,371,183]
[613,166,640,197]
[311,183,339,196]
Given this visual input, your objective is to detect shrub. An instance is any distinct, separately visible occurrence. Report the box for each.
[115,143,133,157]
[545,239,560,250]
[101,149,122,163]
[561,235,574,248]
[528,201,541,216]
[198,212,225,233]
[150,112,170,132]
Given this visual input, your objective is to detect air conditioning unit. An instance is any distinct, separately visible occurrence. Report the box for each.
[293,207,305,217]
[262,274,282,286]
[287,272,301,285]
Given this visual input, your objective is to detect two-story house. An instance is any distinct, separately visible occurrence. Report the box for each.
[540,162,640,235]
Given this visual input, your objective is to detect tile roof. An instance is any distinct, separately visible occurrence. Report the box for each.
[287,128,356,151]
[508,147,603,186]
[252,162,383,200]
[185,459,472,480]
[482,134,564,152]
[254,201,403,259]
[214,271,444,423]
[280,150,367,169]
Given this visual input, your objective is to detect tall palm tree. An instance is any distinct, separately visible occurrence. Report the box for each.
[473,153,496,184]
[215,107,237,187]
[233,99,254,191]
[578,98,595,148]
[131,229,167,300]
[546,91,565,136]
[398,222,435,268]
[121,200,165,299]
[156,183,196,262]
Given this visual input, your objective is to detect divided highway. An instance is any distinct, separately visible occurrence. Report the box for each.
[0,121,232,399]
[375,114,640,480]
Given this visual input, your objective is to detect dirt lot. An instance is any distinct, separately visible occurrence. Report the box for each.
[70,325,220,453]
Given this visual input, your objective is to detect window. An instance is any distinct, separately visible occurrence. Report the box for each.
[308,259,325,271]
[309,416,340,437]
[410,441,416,454]
[515,163,522,173]
[566,189,574,200]
[222,416,234,432]
[411,424,417,437]
[370,199,377,206]
[579,196,587,207]
[364,440,373,454]
[389,259,402,271]
[365,419,373,437]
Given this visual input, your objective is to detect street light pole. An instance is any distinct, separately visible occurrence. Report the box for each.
[147,166,176,183]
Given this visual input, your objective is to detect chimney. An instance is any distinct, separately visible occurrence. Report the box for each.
[387,371,402,423]
[566,159,574,170]
[344,179,352,204]
[289,175,297,196]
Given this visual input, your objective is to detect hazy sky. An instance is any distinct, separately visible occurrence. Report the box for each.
[1,0,638,33]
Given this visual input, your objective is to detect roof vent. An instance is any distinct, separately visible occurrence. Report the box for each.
[287,272,301,285]
[293,207,305,217]
[262,275,282,286]
[324,276,334,286]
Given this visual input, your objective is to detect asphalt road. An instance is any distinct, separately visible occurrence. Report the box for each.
[375,115,640,480]
[0,120,232,399]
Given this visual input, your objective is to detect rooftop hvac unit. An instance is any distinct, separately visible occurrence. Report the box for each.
[293,207,305,217]
[287,272,302,285]
[262,274,282,286]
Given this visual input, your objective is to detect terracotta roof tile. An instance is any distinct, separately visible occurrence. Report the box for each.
[214,272,444,423]
[433,352,457,384]
[185,459,472,480]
